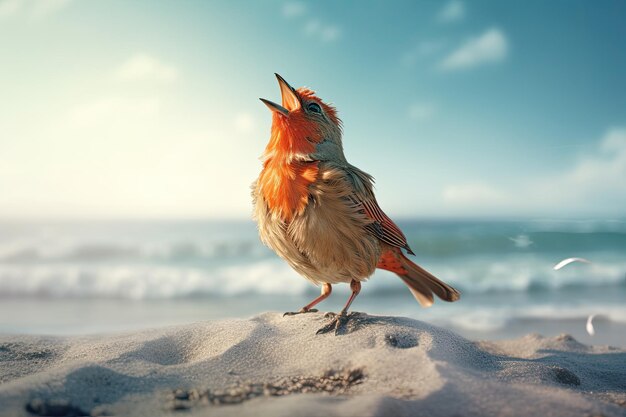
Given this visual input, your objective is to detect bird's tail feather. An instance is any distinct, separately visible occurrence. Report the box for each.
[397,253,461,308]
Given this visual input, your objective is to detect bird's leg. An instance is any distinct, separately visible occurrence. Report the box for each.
[316,280,361,335]
[284,283,332,316]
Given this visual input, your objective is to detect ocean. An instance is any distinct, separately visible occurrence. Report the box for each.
[1,219,625,345]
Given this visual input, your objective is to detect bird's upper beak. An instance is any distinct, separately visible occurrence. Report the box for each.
[260,73,301,116]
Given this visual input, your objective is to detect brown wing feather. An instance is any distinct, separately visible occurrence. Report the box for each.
[342,163,415,255]
[360,199,414,254]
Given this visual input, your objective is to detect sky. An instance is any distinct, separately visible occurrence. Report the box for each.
[0,0,625,220]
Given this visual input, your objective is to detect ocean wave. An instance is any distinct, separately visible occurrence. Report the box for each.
[2,220,625,263]
[0,257,623,299]
[436,258,626,293]
[0,240,271,263]
[1,220,624,299]
[0,261,308,299]
[438,306,626,332]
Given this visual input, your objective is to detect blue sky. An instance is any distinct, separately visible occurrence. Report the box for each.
[1,0,625,219]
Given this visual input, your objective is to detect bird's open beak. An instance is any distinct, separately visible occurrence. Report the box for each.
[259,73,301,116]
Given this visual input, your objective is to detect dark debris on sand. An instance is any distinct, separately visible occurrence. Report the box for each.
[167,368,365,411]
[25,398,90,417]
[25,398,112,417]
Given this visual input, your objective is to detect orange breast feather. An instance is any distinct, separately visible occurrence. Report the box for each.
[259,112,322,221]
[259,160,319,221]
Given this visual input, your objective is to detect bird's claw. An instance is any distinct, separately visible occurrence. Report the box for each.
[283,308,318,317]
[316,311,349,335]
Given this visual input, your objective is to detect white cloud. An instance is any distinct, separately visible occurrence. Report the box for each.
[408,103,436,121]
[438,0,465,23]
[563,129,626,191]
[440,28,508,71]
[443,183,509,206]
[114,54,178,83]
[602,129,626,152]
[304,19,341,42]
[0,0,74,19]
[282,1,306,18]
[441,128,626,217]
[280,2,340,43]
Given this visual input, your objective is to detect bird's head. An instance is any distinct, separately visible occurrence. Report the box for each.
[260,74,344,163]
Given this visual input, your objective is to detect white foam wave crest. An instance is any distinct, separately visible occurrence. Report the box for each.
[444,305,626,332]
[0,261,308,299]
[0,239,270,263]
[435,258,625,293]
[0,257,623,299]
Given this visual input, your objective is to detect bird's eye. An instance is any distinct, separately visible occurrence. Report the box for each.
[307,102,322,114]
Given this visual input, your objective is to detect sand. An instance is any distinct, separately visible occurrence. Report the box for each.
[0,312,625,417]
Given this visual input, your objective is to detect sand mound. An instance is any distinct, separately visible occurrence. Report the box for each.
[0,312,625,416]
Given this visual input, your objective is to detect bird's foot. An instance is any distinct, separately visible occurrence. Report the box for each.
[316,311,350,335]
[283,308,319,317]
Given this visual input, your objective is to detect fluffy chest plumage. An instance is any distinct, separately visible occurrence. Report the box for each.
[253,163,381,284]
[257,159,319,222]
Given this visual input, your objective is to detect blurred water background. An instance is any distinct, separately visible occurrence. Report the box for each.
[1,219,624,346]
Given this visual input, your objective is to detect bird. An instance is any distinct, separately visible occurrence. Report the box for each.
[252,74,460,334]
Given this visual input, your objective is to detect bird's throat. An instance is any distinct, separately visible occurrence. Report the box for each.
[259,116,323,221]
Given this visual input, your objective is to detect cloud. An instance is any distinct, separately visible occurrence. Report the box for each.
[304,19,341,42]
[282,1,306,18]
[441,128,626,217]
[439,28,508,71]
[438,0,465,23]
[442,183,508,206]
[0,0,74,19]
[279,3,340,43]
[562,129,626,193]
[408,103,436,121]
[114,54,178,83]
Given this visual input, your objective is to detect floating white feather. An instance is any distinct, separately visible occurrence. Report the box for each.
[586,314,596,336]
[553,257,591,271]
